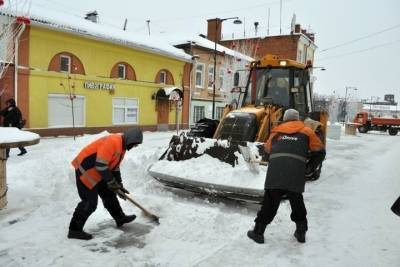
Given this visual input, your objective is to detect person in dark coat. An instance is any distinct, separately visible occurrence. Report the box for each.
[0,98,27,158]
[247,109,326,244]
[68,128,143,240]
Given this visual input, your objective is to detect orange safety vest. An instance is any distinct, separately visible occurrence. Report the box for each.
[72,134,126,189]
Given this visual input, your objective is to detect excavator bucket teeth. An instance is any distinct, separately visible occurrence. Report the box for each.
[160,133,241,166]
[160,133,266,167]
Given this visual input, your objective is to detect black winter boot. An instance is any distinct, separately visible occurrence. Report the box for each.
[247,223,267,244]
[116,214,136,227]
[68,229,93,240]
[68,211,93,240]
[294,220,308,243]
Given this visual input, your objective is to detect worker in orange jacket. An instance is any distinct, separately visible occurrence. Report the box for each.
[247,109,326,244]
[68,128,143,240]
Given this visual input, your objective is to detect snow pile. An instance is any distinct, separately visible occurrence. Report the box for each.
[0,131,399,266]
[0,127,40,143]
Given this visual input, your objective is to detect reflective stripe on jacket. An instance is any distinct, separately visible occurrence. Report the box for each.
[71,134,126,189]
[264,120,325,193]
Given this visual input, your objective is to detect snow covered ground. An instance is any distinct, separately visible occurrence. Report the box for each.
[0,129,399,266]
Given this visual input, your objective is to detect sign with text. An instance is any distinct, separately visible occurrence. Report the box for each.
[84,81,115,91]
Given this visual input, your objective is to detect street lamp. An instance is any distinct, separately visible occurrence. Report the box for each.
[344,86,358,123]
[212,17,242,119]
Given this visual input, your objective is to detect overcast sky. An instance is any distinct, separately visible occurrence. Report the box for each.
[11,0,400,101]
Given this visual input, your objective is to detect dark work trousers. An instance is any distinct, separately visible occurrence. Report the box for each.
[255,189,307,226]
[69,170,124,231]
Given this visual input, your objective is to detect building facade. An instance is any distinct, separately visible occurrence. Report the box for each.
[173,36,253,125]
[0,11,191,136]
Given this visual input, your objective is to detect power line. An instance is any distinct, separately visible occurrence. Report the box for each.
[317,39,400,61]
[319,23,400,53]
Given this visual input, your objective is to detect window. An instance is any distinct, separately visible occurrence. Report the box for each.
[208,65,214,89]
[60,55,71,72]
[48,94,85,127]
[193,106,205,123]
[159,70,167,84]
[233,72,240,87]
[216,107,225,120]
[219,68,225,90]
[118,64,126,79]
[113,98,139,124]
[195,64,204,88]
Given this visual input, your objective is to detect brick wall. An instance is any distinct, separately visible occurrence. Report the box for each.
[221,35,300,60]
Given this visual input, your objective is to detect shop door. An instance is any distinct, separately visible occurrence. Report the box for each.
[157,99,169,131]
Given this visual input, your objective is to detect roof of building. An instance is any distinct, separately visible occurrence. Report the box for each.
[0,6,192,62]
[169,35,254,62]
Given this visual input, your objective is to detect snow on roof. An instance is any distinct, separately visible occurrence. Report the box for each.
[169,35,254,62]
[0,5,192,62]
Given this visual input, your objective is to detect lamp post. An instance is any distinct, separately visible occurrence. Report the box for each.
[344,86,357,123]
[211,17,242,119]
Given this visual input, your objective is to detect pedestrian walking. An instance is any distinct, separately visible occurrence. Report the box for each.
[0,98,27,158]
[68,128,143,240]
[247,109,326,244]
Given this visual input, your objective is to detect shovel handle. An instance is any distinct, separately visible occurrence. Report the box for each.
[117,190,160,223]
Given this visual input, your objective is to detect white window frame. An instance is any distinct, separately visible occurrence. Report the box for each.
[112,97,139,125]
[216,106,225,119]
[193,105,205,123]
[208,65,215,89]
[48,94,85,128]
[60,55,71,73]
[159,70,167,84]
[118,64,126,79]
[195,63,205,88]
[219,68,225,90]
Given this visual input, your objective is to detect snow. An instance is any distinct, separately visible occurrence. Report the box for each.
[0,127,40,143]
[0,130,399,266]
[169,35,254,62]
[0,3,192,62]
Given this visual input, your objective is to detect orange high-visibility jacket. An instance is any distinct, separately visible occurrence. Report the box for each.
[72,134,125,189]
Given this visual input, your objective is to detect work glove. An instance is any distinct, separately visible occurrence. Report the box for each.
[107,178,122,193]
[116,183,130,200]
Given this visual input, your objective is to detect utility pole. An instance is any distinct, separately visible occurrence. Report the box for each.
[267,8,270,36]
[123,18,128,31]
[146,20,151,36]
[279,0,282,34]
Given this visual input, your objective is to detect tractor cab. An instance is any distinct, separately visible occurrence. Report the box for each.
[243,55,313,120]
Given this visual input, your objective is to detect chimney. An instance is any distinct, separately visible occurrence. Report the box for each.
[307,33,315,42]
[294,24,301,33]
[85,11,98,23]
[207,18,222,43]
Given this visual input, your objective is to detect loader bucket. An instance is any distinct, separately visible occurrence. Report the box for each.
[160,132,242,167]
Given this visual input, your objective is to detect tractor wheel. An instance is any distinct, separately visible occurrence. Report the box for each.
[388,128,398,136]
[358,126,368,133]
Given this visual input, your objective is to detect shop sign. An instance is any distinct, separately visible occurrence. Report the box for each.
[84,81,115,91]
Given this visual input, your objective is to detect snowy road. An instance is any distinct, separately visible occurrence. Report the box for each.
[0,130,399,266]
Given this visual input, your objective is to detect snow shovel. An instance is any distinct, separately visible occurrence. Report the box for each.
[238,145,268,174]
[117,189,160,224]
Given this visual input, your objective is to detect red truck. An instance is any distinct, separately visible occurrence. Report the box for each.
[354,112,400,136]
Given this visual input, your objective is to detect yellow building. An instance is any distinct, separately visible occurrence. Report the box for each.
[0,10,191,136]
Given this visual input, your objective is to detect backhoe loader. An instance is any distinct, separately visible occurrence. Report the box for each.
[148,54,328,202]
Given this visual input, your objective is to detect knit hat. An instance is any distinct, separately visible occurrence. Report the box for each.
[283,109,299,121]
[123,128,143,150]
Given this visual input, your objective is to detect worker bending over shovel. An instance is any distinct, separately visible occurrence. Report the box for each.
[68,128,143,240]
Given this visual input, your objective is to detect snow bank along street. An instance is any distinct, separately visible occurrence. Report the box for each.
[0,130,399,266]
